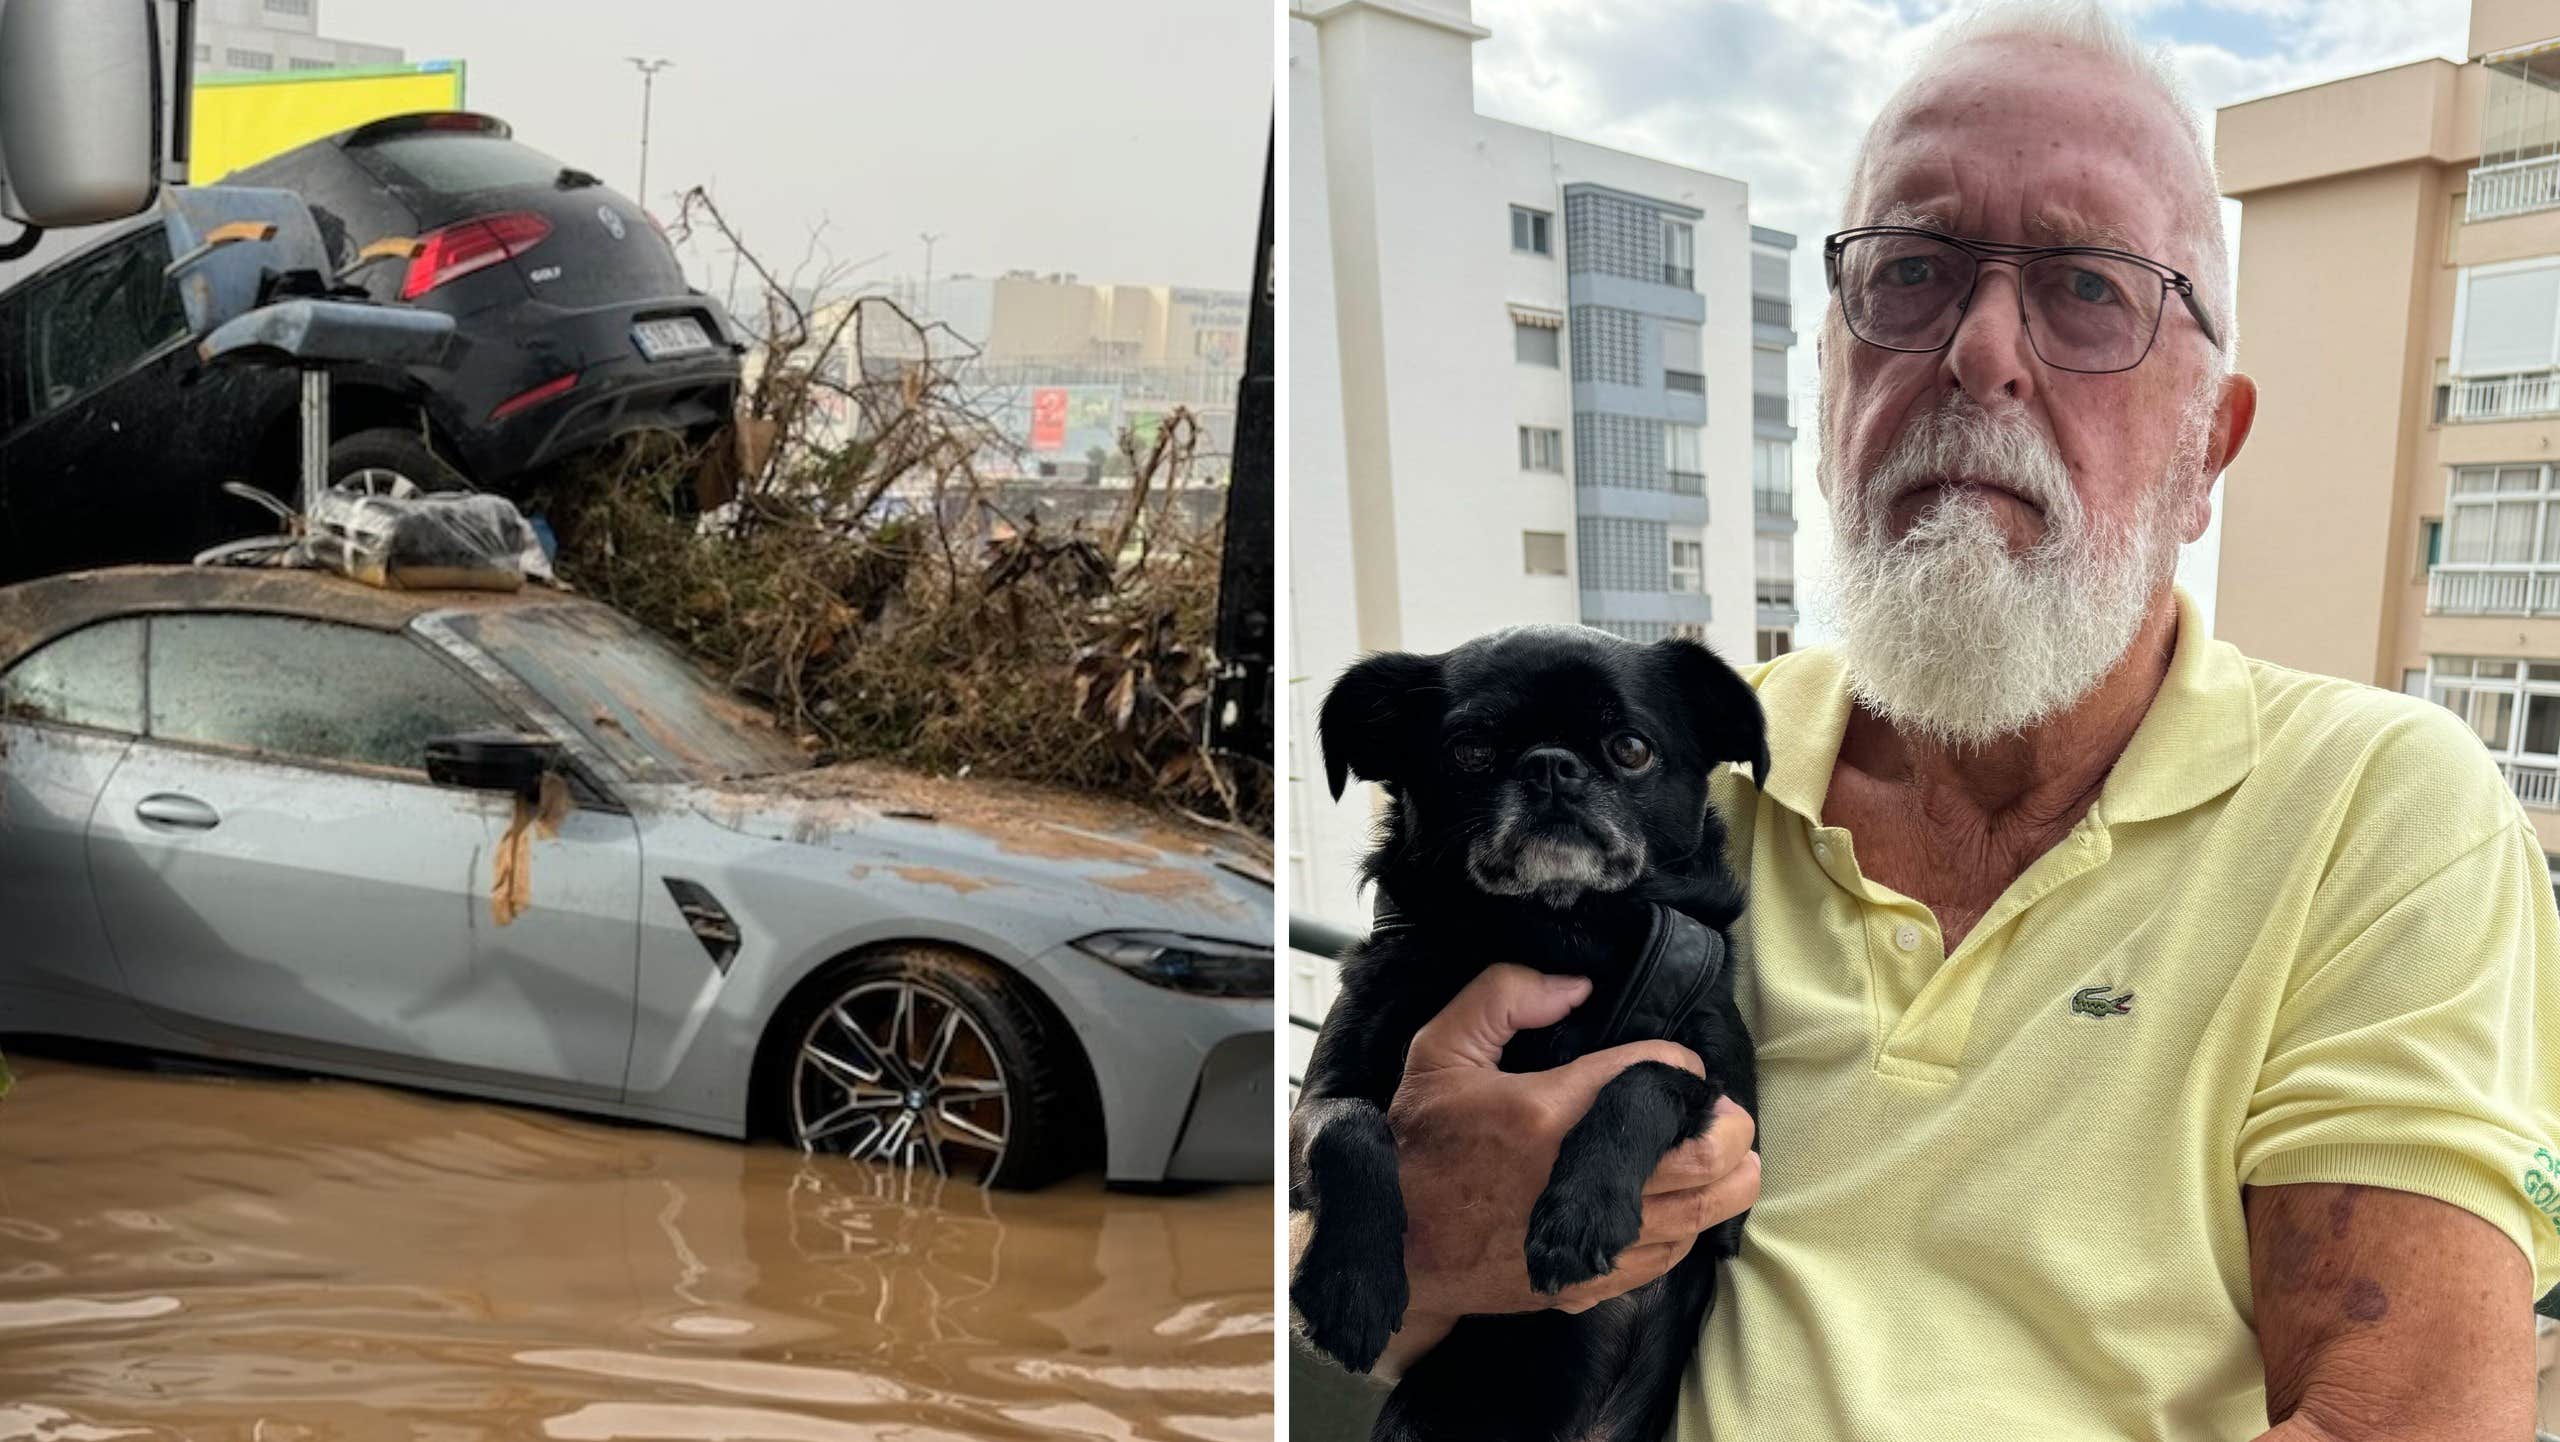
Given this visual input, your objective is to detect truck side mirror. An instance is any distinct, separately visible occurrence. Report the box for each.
[0,0,161,228]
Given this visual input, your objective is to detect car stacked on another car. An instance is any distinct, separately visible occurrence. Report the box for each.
[0,566,1273,1188]
[0,112,739,583]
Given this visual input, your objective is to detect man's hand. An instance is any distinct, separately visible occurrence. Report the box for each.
[1374,963,1760,1375]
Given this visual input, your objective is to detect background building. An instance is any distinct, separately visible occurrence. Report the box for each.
[1285,0,1796,1055]
[2215,0,2560,862]
[187,0,403,75]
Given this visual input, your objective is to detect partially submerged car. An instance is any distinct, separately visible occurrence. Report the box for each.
[0,112,739,582]
[0,567,1272,1188]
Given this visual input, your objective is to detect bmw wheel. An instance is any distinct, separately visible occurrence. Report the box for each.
[770,946,1096,1189]
[328,427,471,493]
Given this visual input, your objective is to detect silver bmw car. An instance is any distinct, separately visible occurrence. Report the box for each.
[0,567,1272,1188]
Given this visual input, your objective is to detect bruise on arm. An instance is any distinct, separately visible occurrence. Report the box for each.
[2244,1182,2534,1440]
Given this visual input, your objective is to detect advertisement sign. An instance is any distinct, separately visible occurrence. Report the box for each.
[193,62,469,183]
[1030,387,1069,452]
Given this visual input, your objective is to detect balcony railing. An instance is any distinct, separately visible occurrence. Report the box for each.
[2443,368,2560,423]
[2427,566,2560,615]
[2504,760,2560,809]
[1668,468,1705,495]
[2468,155,2560,223]
[1754,484,1793,518]
[1663,264,1694,290]
[1753,296,1791,329]
[1754,393,1791,426]
[1665,370,1704,394]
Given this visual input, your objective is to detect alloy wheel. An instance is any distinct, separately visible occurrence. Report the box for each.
[790,978,1012,1183]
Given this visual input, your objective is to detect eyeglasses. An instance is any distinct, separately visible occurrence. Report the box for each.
[1823,226,2222,375]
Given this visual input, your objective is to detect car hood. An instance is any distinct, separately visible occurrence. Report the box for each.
[679,762,1272,937]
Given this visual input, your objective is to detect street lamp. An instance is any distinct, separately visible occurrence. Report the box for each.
[626,57,673,210]
[919,231,944,316]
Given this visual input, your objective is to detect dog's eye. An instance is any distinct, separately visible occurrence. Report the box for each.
[1607,733,1654,770]
[1450,740,1495,772]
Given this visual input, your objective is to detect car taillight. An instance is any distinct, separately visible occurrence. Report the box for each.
[400,211,552,300]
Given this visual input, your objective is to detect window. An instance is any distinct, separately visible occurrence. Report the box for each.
[289,58,333,72]
[2481,49,2560,169]
[2421,517,2443,573]
[1755,439,1793,518]
[224,47,275,71]
[1519,426,1563,473]
[1756,629,1792,663]
[1756,535,1794,608]
[1670,538,1704,593]
[1753,347,1787,395]
[2455,262,2560,376]
[148,615,515,773]
[193,43,211,63]
[2442,465,2560,573]
[358,134,574,196]
[266,0,314,12]
[1523,531,1568,576]
[8,227,189,422]
[1511,206,1552,256]
[1665,426,1703,491]
[1752,252,1789,297]
[1663,322,1703,394]
[1515,320,1560,368]
[1662,221,1695,289]
[1,619,144,733]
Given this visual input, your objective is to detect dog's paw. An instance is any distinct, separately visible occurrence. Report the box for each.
[1291,1231,1409,1373]
[1523,1180,1642,1295]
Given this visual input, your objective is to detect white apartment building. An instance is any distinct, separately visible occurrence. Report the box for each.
[1287,0,1797,1066]
[187,0,403,75]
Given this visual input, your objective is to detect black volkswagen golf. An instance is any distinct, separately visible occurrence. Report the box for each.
[0,112,739,582]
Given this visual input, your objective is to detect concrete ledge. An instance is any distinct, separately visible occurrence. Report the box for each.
[1576,485,1708,525]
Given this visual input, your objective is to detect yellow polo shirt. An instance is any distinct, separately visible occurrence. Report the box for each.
[1675,589,2560,1441]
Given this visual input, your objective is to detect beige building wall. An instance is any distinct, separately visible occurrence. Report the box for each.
[2217,7,2560,859]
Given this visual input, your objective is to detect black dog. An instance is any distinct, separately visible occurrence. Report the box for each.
[1291,624,1766,1442]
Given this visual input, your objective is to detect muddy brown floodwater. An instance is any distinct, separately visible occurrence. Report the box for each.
[0,1057,1273,1440]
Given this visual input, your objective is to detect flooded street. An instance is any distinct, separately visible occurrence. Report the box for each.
[0,1056,1273,1440]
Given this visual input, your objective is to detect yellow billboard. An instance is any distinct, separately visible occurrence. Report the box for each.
[192,61,469,183]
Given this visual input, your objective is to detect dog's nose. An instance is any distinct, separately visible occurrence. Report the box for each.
[1518,746,1590,799]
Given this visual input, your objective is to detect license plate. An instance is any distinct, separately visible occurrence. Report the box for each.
[632,316,714,360]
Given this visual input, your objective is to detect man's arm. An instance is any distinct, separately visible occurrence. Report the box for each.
[2246,1181,2535,1441]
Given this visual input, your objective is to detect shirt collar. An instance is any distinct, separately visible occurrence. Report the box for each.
[1743,587,2259,829]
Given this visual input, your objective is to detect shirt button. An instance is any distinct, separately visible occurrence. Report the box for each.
[1894,923,1920,951]
[1814,841,1830,859]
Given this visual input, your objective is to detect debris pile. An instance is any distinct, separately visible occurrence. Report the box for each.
[540,191,1269,841]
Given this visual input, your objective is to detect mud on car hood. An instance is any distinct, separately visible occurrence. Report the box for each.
[681,762,1272,933]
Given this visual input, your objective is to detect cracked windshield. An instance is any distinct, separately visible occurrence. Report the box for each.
[0,0,1276,1436]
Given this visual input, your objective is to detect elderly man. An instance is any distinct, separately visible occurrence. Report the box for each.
[1303,3,2560,1438]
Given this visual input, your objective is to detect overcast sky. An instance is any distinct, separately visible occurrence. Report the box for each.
[324,0,1271,296]
[1462,0,2476,640]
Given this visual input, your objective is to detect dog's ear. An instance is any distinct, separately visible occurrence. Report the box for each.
[1318,650,1444,800]
[1653,638,1770,791]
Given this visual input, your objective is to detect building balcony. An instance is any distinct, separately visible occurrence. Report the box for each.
[1753,296,1791,329]
[1754,484,1793,519]
[2427,566,2560,616]
[2503,759,2560,810]
[1754,393,1790,427]
[2467,155,2560,223]
[2441,367,2560,424]
[1668,468,1705,495]
[1663,264,1694,290]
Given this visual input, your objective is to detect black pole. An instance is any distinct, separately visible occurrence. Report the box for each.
[1208,122,1274,764]
[169,0,194,185]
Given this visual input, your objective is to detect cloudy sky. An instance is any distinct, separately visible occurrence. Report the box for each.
[324,0,1272,297]
[1462,0,2476,639]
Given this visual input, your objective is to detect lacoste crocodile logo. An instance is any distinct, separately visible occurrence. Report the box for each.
[2070,985,2135,1019]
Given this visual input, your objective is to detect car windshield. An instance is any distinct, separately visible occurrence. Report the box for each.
[446,604,807,785]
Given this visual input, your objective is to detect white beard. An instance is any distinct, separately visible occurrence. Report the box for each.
[1816,393,2207,749]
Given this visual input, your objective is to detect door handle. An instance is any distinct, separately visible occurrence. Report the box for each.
[135,793,221,831]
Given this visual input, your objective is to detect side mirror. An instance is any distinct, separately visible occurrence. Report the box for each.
[0,0,161,228]
[424,731,561,801]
